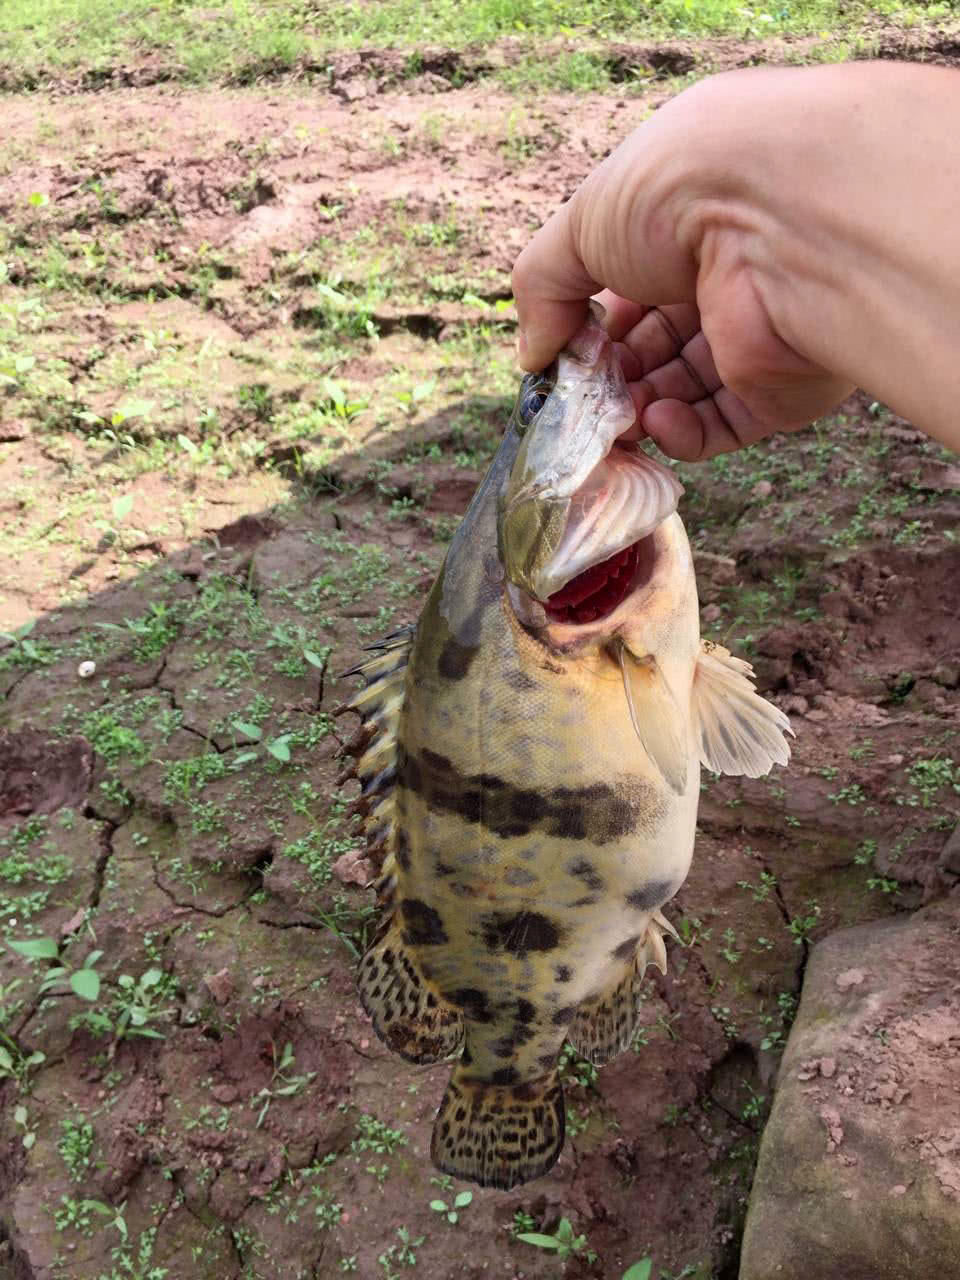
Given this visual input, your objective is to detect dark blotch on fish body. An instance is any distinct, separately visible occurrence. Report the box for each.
[399,746,659,843]
[612,934,641,961]
[625,879,677,910]
[566,856,606,892]
[438,636,479,680]
[400,898,449,946]
[480,910,563,955]
[515,998,536,1024]
[504,669,539,693]
[491,1066,521,1084]
[395,827,411,871]
[450,988,494,1022]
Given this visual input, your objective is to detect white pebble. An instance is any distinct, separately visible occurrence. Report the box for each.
[77,660,96,679]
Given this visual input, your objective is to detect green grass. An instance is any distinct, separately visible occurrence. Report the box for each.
[0,0,953,88]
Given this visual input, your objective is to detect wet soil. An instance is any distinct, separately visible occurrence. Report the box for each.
[0,36,958,1280]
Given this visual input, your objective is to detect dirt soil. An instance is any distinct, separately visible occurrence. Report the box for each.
[1,36,959,1280]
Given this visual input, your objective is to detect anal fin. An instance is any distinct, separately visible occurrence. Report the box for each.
[357,921,462,1064]
[694,639,793,777]
[568,912,675,1065]
[432,1065,564,1190]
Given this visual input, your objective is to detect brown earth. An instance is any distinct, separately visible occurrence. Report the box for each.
[1,36,959,1280]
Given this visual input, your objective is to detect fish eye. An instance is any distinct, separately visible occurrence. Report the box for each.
[518,384,548,426]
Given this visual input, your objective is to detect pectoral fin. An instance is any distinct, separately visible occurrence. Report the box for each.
[693,639,793,777]
[617,643,688,795]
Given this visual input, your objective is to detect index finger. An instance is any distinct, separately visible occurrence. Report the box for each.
[511,200,601,372]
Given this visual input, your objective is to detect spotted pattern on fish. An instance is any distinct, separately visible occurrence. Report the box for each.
[348,323,792,1190]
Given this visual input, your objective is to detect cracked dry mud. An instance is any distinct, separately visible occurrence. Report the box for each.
[1,32,960,1280]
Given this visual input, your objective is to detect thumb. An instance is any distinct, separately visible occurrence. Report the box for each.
[511,200,601,372]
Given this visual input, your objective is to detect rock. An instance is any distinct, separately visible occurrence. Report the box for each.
[739,900,960,1280]
[701,603,722,624]
[835,968,865,990]
[889,457,960,491]
[693,550,737,587]
[937,824,960,878]
[203,967,235,1005]
[752,479,773,499]
[332,849,373,888]
[0,729,94,818]
[781,695,809,716]
[332,77,369,102]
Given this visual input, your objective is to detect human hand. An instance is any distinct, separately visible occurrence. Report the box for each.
[511,70,856,461]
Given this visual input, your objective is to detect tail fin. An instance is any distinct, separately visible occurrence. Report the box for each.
[357,920,463,1064]
[431,1066,565,1190]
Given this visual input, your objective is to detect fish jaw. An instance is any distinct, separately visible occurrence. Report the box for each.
[499,309,683,606]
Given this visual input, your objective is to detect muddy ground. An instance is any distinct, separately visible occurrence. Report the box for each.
[1,27,959,1280]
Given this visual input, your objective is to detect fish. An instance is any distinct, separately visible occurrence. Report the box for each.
[347,304,792,1191]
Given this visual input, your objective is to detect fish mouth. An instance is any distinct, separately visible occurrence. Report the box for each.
[502,442,683,611]
[540,532,658,626]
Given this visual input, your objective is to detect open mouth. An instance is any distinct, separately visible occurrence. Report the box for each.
[541,533,657,625]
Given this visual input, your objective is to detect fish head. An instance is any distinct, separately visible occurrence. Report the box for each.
[499,305,690,654]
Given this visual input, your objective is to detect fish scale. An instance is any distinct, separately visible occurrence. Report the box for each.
[350,310,792,1189]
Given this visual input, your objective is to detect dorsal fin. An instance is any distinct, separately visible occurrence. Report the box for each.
[345,625,415,872]
[693,639,793,777]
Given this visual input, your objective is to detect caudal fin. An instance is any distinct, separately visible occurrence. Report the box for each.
[357,921,463,1064]
[432,1066,565,1190]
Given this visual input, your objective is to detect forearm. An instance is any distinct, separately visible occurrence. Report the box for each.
[684,63,960,449]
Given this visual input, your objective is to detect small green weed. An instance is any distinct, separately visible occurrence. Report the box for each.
[429,1190,473,1224]
[517,1216,597,1264]
[905,757,957,807]
[623,1263,654,1280]
[788,903,821,947]
[351,1112,407,1155]
[59,1113,95,1182]
[252,1041,316,1128]
[736,871,777,903]
[559,1042,599,1089]
[377,1226,423,1278]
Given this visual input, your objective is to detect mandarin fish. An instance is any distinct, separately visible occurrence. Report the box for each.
[347,304,791,1190]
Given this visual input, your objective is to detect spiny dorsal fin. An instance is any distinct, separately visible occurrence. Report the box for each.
[567,912,675,1065]
[345,625,414,844]
[357,918,463,1064]
[432,1065,564,1190]
[617,642,688,795]
[693,639,793,778]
